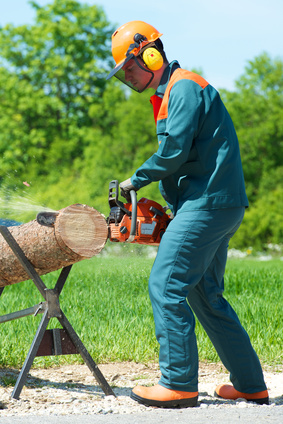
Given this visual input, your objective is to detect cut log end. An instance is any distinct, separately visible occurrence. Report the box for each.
[55,204,108,258]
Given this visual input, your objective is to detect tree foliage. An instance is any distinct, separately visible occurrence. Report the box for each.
[0,0,114,188]
[220,53,283,201]
[0,1,282,249]
[220,53,283,249]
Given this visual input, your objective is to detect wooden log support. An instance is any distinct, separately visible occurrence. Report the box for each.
[0,204,108,287]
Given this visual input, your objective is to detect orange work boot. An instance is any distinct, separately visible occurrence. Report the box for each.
[215,384,269,405]
[130,384,198,407]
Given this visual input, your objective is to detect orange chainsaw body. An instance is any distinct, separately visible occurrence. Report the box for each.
[108,197,171,245]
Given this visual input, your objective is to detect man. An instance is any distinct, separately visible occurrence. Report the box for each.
[107,21,268,408]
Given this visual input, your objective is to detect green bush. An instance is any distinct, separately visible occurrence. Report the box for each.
[231,186,283,250]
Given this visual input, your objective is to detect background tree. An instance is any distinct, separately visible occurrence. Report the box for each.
[0,0,114,195]
[220,53,283,249]
[220,53,283,201]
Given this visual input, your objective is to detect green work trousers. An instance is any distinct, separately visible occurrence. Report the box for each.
[148,207,267,393]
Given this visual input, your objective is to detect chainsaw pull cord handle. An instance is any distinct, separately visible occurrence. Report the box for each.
[127,189,137,242]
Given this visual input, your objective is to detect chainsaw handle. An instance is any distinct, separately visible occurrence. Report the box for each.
[108,180,137,242]
[127,189,137,242]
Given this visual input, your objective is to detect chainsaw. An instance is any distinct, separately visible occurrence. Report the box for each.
[106,180,171,245]
[36,180,171,246]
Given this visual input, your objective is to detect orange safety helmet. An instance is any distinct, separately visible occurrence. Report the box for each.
[107,21,163,87]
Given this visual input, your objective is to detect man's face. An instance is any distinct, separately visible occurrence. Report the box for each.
[123,57,154,92]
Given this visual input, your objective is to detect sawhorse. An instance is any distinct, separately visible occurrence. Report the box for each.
[0,225,115,400]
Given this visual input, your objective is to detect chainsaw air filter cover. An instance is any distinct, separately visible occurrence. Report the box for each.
[108,197,171,245]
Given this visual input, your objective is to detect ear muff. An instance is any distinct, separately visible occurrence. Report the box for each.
[142,47,163,71]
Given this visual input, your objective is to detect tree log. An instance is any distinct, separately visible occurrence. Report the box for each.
[0,204,108,287]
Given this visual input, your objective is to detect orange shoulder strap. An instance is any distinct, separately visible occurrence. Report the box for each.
[157,69,209,121]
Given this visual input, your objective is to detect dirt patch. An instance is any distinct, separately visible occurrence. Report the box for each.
[0,362,282,416]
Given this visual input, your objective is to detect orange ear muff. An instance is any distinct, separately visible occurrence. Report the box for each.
[142,47,163,71]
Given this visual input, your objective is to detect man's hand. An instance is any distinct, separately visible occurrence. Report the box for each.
[120,178,137,202]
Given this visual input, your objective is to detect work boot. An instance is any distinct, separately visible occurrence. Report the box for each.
[130,384,198,407]
[215,384,269,405]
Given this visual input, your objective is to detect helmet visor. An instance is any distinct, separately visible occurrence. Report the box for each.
[114,67,139,92]
[106,54,134,80]
[108,56,154,93]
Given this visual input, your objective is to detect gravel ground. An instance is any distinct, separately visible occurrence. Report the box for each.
[0,362,282,419]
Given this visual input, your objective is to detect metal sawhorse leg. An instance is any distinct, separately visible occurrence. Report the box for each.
[0,226,115,400]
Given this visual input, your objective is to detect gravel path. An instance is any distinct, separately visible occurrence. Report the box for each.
[0,362,282,420]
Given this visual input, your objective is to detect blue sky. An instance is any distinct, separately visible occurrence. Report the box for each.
[1,0,282,91]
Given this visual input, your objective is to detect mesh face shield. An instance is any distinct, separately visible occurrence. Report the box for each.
[115,56,154,93]
[107,54,154,93]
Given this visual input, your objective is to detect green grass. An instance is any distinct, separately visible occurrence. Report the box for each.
[224,259,283,366]
[0,251,282,369]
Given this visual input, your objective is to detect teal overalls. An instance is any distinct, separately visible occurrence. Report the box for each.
[131,61,267,394]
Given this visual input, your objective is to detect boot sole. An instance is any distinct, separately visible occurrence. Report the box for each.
[214,391,269,405]
[130,391,198,408]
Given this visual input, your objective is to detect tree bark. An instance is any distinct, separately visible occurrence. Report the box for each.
[0,204,108,287]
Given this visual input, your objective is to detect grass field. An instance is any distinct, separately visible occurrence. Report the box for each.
[0,247,282,369]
